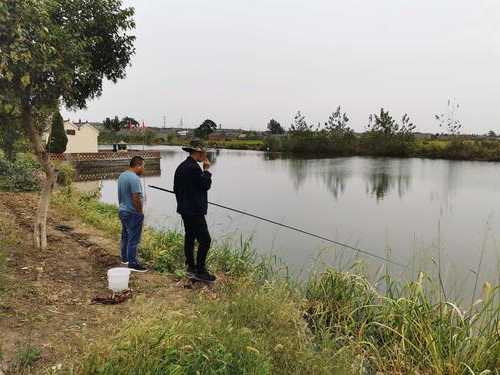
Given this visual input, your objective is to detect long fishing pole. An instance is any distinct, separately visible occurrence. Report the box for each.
[148,184,408,269]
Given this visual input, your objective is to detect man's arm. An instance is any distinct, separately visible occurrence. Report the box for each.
[130,176,143,214]
[190,164,212,191]
[132,192,143,214]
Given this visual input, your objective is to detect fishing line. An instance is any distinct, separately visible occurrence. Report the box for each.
[148,184,408,269]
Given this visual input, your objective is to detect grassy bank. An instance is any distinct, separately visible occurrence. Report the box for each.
[52,189,500,374]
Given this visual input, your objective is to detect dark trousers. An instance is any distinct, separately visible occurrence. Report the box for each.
[181,214,211,271]
[119,210,144,267]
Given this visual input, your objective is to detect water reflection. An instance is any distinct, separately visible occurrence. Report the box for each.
[364,159,412,200]
[318,160,351,199]
[280,154,412,201]
[287,159,311,190]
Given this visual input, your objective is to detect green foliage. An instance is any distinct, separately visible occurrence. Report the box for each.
[0,0,136,109]
[305,270,500,373]
[55,161,75,186]
[81,281,342,375]
[12,344,42,371]
[82,306,275,375]
[120,116,139,128]
[195,119,217,139]
[324,106,354,139]
[289,111,313,136]
[435,99,462,135]
[0,0,136,149]
[0,153,40,191]
[0,116,24,161]
[47,111,67,153]
[53,188,121,237]
[267,118,285,134]
[361,109,416,156]
[103,116,122,132]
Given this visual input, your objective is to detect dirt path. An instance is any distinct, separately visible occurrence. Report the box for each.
[0,193,188,374]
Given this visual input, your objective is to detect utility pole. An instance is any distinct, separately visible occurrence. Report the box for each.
[163,114,166,129]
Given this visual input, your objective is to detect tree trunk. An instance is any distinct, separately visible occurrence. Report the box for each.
[21,102,55,250]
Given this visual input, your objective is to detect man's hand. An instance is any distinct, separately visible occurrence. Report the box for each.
[203,158,210,171]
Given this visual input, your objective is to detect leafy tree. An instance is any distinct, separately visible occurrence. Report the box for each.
[367,109,415,138]
[102,116,124,131]
[46,111,67,154]
[0,113,23,161]
[0,0,135,249]
[398,114,416,140]
[364,109,416,156]
[194,119,217,139]
[103,117,112,131]
[367,108,399,136]
[435,99,462,135]
[324,106,353,138]
[111,116,121,132]
[120,116,139,129]
[267,119,285,134]
[289,111,313,136]
[487,130,496,138]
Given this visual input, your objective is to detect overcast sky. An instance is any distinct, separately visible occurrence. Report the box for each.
[63,0,500,133]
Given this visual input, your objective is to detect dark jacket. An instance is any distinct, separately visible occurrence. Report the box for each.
[174,156,212,216]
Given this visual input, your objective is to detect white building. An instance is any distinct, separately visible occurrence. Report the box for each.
[64,121,99,153]
[44,120,100,153]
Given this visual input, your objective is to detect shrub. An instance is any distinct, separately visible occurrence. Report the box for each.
[47,111,68,154]
[55,162,76,186]
[0,154,41,192]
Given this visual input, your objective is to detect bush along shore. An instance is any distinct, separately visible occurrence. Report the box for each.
[52,189,500,374]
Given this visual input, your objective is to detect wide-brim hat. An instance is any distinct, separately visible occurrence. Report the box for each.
[182,139,207,153]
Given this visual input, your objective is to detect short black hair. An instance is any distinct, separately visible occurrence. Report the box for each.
[130,156,144,167]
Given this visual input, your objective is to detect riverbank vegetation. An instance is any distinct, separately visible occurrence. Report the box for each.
[264,107,500,161]
[97,105,500,161]
[52,188,500,374]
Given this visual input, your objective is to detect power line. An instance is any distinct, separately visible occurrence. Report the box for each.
[148,185,408,269]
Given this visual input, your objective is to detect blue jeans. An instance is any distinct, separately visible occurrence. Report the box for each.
[119,210,144,267]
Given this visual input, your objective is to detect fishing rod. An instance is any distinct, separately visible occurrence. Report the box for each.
[148,184,408,269]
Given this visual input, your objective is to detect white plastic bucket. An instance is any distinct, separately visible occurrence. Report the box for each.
[107,267,131,292]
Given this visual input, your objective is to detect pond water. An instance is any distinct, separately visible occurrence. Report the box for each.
[90,145,500,300]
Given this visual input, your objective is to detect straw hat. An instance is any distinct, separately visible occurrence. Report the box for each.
[182,139,207,153]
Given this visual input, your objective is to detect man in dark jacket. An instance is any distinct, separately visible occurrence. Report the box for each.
[174,140,216,282]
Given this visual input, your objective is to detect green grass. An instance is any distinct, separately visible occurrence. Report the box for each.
[207,139,265,150]
[10,344,42,373]
[53,189,500,374]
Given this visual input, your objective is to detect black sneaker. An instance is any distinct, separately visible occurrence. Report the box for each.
[186,265,197,277]
[194,269,216,283]
[129,263,148,273]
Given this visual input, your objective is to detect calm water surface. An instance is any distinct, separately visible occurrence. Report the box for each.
[89,145,500,299]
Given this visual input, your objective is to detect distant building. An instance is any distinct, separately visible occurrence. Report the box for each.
[65,121,100,153]
[44,120,99,153]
